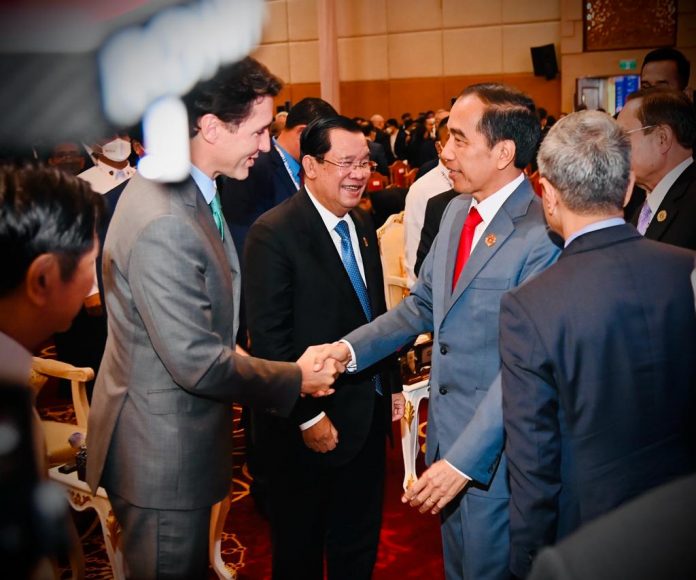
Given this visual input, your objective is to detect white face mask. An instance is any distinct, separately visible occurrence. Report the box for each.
[101,138,131,163]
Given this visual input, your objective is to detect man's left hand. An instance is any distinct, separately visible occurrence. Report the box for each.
[401,459,470,514]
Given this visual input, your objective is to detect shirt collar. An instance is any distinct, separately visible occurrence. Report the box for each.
[564,217,626,247]
[0,331,32,385]
[470,173,524,225]
[646,157,693,213]
[190,164,217,204]
[305,185,353,232]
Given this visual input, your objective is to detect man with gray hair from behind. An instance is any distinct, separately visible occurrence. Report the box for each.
[499,110,696,579]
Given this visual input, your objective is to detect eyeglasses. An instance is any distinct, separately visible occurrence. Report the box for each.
[626,124,658,135]
[316,157,377,174]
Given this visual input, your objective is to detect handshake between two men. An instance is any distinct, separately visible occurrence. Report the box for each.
[294,341,353,397]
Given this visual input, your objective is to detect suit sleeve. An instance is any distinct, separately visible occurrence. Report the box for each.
[500,290,562,579]
[128,215,301,414]
[443,225,560,484]
[243,219,323,425]
[344,235,436,370]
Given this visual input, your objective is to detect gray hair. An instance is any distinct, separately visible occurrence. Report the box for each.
[537,110,631,214]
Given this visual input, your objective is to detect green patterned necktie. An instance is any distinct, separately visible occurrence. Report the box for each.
[210,191,224,241]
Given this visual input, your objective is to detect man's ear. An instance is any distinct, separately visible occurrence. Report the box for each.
[623,170,637,208]
[301,155,318,180]
[654,124,673,154]
[198,114,223,144]
[539,177,558,214]
[24,254,60,307]
[495,139,516,170]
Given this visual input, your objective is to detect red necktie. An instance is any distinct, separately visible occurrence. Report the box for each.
[452,207,483,290]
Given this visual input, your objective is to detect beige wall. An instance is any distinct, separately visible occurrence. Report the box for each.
[253,0,696,118]
[254,0,562,116]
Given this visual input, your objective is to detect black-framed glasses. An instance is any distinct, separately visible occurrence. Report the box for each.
[316,157,377,174]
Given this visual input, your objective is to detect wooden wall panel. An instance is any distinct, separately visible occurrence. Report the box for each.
[275,75,562,121]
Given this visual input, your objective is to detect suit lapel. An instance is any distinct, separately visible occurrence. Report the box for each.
[445,181,534,313]
[646,162,696,240]
[296,190,370,322]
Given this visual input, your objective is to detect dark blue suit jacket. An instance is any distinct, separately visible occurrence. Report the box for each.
[219,145,299,257]
[500,224,696,577]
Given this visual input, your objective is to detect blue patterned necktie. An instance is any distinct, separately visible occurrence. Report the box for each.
[335,219,382,395]
[210,190,225,241]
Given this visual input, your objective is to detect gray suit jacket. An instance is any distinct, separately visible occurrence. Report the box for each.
[87,173,301,510]
[344,179,560,498]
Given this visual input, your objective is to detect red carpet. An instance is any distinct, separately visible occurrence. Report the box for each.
[38,377,444,579]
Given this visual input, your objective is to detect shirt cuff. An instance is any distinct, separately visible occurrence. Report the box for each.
[444,459,471,481]
[299,412,326,431]
[339,339,358,372]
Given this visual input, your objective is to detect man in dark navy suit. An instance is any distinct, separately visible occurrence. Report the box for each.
[500,110,696,578]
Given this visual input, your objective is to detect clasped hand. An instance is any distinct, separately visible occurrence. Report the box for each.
[296,342,351,397]
[401,460,470,515]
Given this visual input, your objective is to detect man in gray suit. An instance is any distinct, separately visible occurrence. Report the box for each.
[320,84,560,579]
[87,57,341,579]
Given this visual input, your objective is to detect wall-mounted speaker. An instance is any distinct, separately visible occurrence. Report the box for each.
[531,44,558,80]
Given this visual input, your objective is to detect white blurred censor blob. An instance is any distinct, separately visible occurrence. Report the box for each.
[138,96,191,182]
[100,0,266,182]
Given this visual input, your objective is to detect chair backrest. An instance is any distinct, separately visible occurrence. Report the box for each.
[389,160,409,188]
[404,167,419,189]
[376,211,410,309]
[366,171,388,192]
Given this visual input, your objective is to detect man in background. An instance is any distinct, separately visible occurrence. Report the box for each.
[640,47,691,96]
[617,86,696,250]
[87,58,341,578]
[500,110,696,578]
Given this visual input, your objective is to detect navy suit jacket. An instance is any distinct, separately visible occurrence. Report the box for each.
[629,161,696,250]
[219,145,299,257]
[500,224,696,577]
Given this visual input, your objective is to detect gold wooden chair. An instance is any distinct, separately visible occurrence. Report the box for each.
[376,211,410,310]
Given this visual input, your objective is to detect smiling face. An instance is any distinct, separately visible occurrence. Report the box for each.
[305,128,370,217]
[440,95,504,200]
[218,95,274,180]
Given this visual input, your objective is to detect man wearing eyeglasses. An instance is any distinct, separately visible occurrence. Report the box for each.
[617,86,696,250]
[243,115,403,579]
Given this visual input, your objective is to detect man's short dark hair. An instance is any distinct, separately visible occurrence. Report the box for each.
[642,48,691,90]
[626,86,696,149]
[0,164,103,296]
[183,56,282,137]
[459,83,541,169]
[285,98,338,130]
[300,116,363,159]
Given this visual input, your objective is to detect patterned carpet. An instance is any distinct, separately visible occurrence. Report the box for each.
[39,385,443,579]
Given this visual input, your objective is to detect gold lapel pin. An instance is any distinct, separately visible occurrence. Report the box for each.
[485,233,497,247]
[656,210,667,223]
